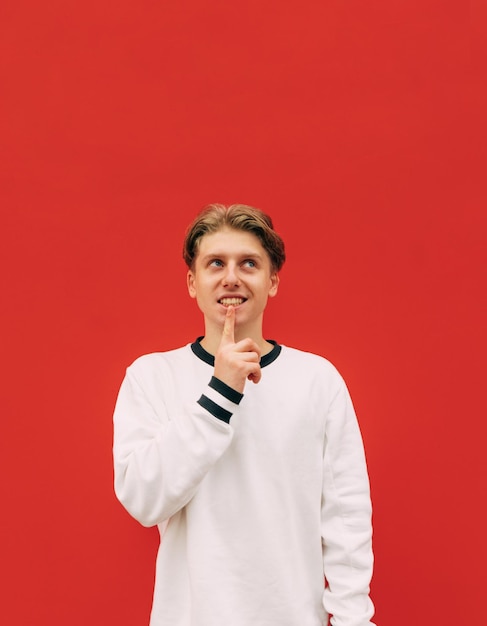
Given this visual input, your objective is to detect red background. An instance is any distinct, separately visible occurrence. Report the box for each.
[1,2,485,624]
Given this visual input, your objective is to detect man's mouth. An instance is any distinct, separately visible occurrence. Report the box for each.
[218,297,247,307]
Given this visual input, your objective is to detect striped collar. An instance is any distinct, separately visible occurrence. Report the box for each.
[191,337,281,368]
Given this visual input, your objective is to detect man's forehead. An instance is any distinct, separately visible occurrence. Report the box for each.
[194,227,270,263]
[197,228,264,251]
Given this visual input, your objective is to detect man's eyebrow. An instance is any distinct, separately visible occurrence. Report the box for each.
[200,251,264,261]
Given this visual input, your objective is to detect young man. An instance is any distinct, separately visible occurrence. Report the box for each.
[113,204,376,626]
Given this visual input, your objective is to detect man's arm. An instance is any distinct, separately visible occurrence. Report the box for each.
[113,362,237,527]
[113,307,261,528]
[321,376,376,626]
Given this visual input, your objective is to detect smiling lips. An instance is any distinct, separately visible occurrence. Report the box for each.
[218,297,247,307]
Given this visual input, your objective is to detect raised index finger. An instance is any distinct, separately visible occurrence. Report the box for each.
[221,305,235,345]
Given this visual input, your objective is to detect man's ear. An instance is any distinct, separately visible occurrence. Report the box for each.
[268,272,279,298]
[187,270,197,298]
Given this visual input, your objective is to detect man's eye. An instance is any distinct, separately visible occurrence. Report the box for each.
[210,259,223,267]
[243,260,256,268]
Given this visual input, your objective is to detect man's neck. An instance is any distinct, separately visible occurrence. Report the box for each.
[200,324,273,357]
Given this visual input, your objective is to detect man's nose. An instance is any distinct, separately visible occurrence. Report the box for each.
[222,263,240,286]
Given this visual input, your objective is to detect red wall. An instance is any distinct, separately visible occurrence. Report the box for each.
[1,2,485,624]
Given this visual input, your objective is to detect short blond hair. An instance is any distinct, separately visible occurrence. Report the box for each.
[183,203,286,272]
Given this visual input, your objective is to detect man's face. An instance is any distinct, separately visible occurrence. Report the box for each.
[187,227,279,337]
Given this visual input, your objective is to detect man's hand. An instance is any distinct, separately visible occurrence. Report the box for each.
[213,306,262,393]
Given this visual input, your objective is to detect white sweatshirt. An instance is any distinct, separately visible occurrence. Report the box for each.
[113,340,375,626]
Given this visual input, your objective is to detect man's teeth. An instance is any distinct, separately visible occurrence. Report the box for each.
[219,298,245,306]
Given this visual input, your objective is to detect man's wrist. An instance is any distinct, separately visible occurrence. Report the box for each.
[196,376,244,424]
[209,376,244,404]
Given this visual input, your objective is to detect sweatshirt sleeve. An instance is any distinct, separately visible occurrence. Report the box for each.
[113,360,238,528]
[321,374,376,626]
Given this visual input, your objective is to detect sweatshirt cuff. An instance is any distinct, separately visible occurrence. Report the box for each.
[197,377,243,424]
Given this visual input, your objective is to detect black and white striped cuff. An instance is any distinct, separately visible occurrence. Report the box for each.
[197,377,243,424]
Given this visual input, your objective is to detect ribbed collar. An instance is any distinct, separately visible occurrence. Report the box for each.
[191,337,281,368]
